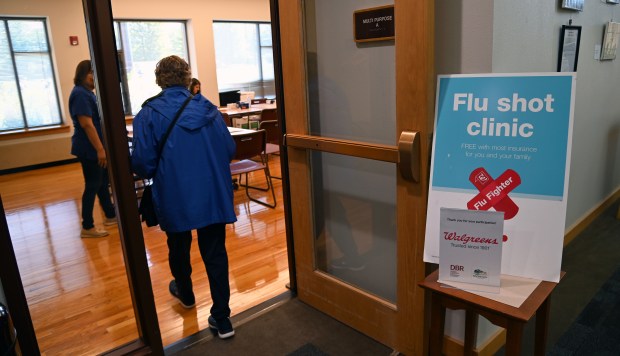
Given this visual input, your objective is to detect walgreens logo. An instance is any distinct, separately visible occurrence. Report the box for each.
[443,231,499,245]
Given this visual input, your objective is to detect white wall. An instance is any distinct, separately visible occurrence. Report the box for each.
[435,0,493,74]
[0,0,89,170]
[0,0,270,170]
[436,0,620,231]
[493,1,620,231]
[436,0,620,348]
[110,0,271,105]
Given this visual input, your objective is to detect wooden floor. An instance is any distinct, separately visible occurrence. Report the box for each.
[0,155,289,355]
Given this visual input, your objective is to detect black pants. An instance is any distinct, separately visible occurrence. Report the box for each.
[79,158,115,229]
[166,223,231,319]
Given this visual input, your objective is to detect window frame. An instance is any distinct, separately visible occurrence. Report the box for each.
[212,20,275,98]
[0,16,63,133]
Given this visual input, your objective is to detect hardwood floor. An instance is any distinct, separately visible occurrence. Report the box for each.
[0,156,289,355]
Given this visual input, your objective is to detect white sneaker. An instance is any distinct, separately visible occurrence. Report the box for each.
[81,228,109,238]
[103,217,117,226]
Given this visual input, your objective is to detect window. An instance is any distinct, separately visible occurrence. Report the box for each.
[114,20,189,115]
[0,18,62,132]
[213,21,275,99]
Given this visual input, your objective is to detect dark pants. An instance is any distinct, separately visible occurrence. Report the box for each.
[166,223,231,319]
[79,158,115,229]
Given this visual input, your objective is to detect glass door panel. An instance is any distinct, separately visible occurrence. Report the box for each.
[1,174,138,354]
[280,0,434,353]
[312,152,397,303]
[305,0,396,145]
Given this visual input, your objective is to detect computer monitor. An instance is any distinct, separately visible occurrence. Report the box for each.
[219,90,240,107]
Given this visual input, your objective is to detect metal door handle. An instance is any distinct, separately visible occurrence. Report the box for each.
[398,130,420,183]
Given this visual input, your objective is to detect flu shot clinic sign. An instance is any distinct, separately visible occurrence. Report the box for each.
[424,73,576,282]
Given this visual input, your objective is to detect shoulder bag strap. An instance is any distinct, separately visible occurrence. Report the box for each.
[152,94,193,175]
[157,94,193,157]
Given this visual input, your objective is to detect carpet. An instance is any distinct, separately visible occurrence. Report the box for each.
[548,265,620,355]
[287,343,329,356]
[167,297,393,355]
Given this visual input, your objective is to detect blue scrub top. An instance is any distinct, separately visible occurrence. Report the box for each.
[69,85,104,160]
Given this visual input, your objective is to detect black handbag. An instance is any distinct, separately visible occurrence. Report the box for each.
[138,185,158,226]
[138,95,193,227]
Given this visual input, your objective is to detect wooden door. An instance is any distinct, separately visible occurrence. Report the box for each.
[278,0,434,354]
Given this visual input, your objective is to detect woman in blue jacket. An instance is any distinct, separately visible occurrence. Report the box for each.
[131,55,237,339]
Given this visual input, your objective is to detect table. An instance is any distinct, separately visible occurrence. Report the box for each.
[228,127,256,136]
[418,270,564,356]
[127,123,257,138]
[219,103,276,118]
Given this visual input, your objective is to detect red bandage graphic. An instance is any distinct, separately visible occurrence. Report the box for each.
[467,167,521,220]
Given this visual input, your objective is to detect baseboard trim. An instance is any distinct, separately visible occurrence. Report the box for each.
[564,187,620,246]
[443,328,506,356]
[475,328,507,356]
[0,158,78,176]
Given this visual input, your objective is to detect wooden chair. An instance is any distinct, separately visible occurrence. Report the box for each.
[258,120,281,179]
[247,99,268,124]
[259,108,277,122]
[230,129,276,208]
[220,112,233,127]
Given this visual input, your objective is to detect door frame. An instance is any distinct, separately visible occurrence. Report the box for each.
[278,0,434,354]
[0,196,40,354]
[269,0,297,293]
[81,0,163,354]
[81,0,297,354]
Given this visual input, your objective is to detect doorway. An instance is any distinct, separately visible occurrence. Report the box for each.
[0,0,290,353]
[278,0,434,353]
[0,0,435,353]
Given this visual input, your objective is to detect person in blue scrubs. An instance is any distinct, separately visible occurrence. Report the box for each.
[69,60,116,238]
[131,55,237,339]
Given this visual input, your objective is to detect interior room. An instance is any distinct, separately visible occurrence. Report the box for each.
[1,0,619,355]
[0,0,288,354]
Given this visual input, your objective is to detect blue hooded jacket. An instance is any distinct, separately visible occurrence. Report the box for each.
[131,86,237,232]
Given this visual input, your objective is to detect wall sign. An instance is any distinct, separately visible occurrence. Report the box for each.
[353,5,394,43]
[424,73,576,283]
[601,21,620,60]
[561,0,584,11]
[557,25,581,72]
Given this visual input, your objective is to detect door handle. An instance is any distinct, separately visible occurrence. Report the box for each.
[398,130,420,183]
